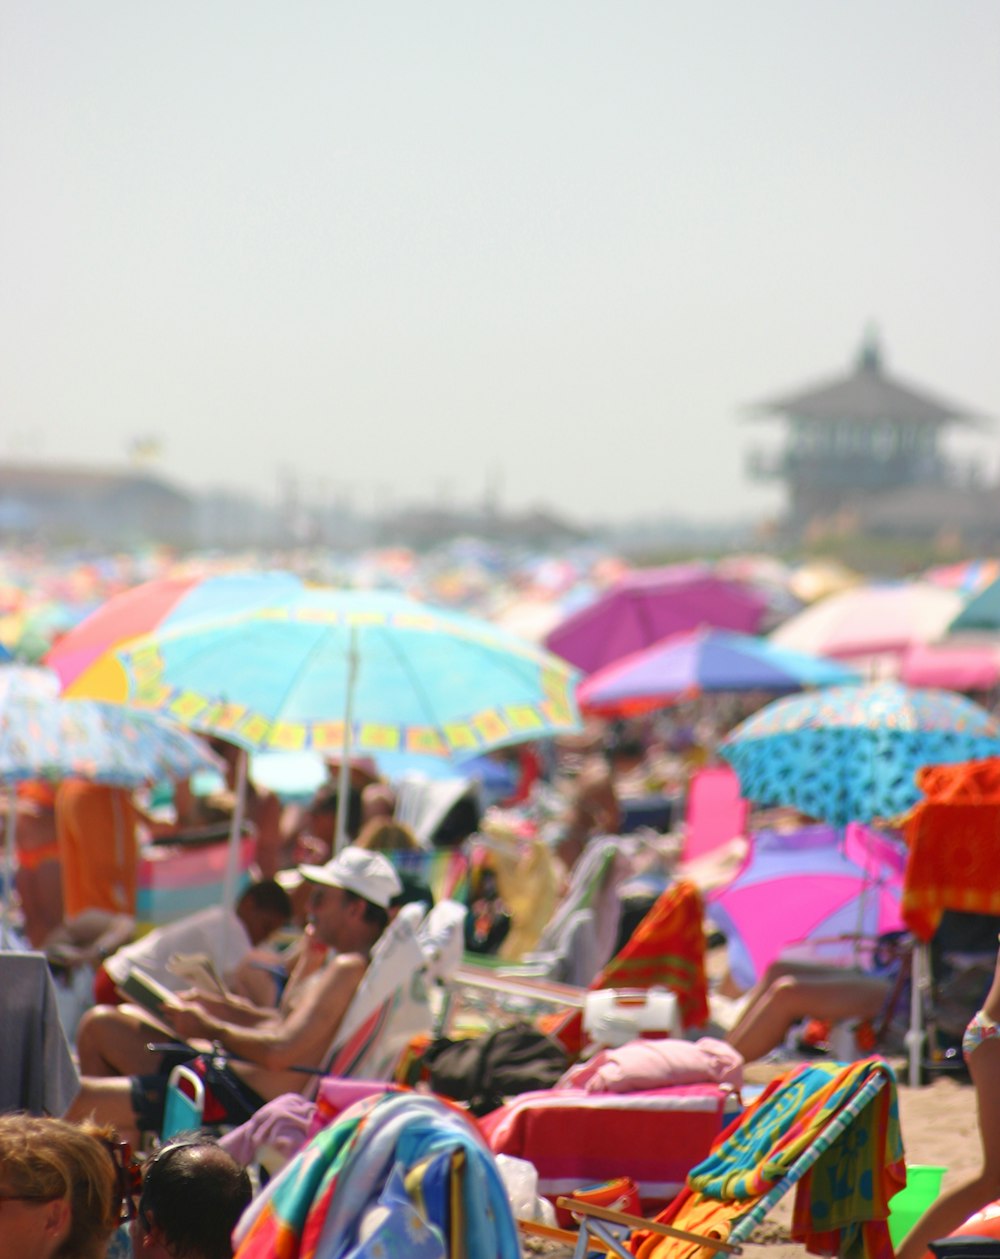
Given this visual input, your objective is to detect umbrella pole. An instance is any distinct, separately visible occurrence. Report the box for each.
[905,940,929,1087]
[222,749,248,911]
[335,626,359,854]
[2,792,15,948]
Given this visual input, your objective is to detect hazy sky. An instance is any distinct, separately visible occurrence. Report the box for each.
[2,3,998,527]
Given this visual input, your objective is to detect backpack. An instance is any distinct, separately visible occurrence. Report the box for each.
[422,1021,569,1116]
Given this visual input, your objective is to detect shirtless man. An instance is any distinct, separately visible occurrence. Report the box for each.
[64,846,401,1143]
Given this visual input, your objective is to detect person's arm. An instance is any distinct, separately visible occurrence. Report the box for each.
[171,987,275,1026]
[44,910,137,967]
[163,953,367,1071]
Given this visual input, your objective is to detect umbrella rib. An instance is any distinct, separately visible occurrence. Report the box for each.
[260,624,347,742]
[380,627,456,747]
[380,624,546,752]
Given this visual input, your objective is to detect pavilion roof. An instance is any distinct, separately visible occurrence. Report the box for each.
[747,334,990,429]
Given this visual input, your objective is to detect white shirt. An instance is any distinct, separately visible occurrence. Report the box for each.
[103,905,252,993]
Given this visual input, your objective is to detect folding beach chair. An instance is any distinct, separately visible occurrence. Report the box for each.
[440,878,708,1060]
[542,878,710,1058]
[559,1056,903,1259]
[682,767,749,864]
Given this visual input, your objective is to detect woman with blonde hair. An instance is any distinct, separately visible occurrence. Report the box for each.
[0,1113,124,1258]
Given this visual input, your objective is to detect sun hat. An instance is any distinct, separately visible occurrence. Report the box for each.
[299,846,402,909]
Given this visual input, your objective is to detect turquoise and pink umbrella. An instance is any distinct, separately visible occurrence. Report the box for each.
[45,570,305,696]
[99,588,583,858]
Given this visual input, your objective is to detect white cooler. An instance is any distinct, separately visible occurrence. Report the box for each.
[583,987,681,1047]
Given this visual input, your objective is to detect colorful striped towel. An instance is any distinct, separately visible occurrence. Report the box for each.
[652,1059,904,1259]
[233,1092,519,1259]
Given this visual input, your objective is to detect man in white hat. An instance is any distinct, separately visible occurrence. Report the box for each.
[65,847,402,1143]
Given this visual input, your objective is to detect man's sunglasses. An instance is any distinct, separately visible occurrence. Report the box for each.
[101,1138,143,1224]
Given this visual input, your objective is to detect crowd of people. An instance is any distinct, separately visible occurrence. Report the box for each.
[4,708,1000,1259]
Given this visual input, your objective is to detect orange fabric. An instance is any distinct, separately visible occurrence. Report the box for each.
[630,1190,752,1259]
[15,841,62,872]
[914,758,1000,804]
[902,762,1000,940]
[547,880,709,1057]
[17,780,58,808]
[55,781,139,916]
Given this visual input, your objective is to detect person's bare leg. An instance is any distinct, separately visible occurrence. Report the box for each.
[896,1036,1000,1259]
[64,1078,143,1148]
[729,958,847,1028]
[76,1004,175,1076]
[727,974,889,1063]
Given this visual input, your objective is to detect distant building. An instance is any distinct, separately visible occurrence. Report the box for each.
[0,461,195,548]
[375,504,586,550]
[744,333,990,535]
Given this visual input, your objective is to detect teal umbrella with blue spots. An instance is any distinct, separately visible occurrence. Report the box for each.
[720,682,1000,825]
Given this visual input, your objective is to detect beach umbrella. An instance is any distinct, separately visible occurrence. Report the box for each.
[768,582,963,664]
[899,641,1000,692]
[947,576,1000,635]
[106,589,582,860]
[545,565,769,675]
[923,558,1000,596]
[45,569,306,696]
[707,823,906,989]
[719,682,1000,827]
[0,670,221,944]
[577,627,861,717]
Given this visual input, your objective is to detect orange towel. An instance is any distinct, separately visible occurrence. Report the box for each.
[903,802,1000,939]
[915,757,1000,804]
[630,1191,753,1259]
[545,881,709,1057]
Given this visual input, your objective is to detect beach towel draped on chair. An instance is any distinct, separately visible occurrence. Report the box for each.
[628,1057,904,1259]
[233,1092,519,1259]
[902,759,1000,941]
[544,879,709,1057]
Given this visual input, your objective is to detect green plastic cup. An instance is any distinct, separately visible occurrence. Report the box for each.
[888,1165,947,1247]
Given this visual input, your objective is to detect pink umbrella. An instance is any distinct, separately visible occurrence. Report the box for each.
[900,641,1000,691]
[707,821,906,989]
[769,582,962,662]
[544,565,768,675]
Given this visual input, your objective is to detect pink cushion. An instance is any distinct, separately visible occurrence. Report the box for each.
[556,1036,743,1093]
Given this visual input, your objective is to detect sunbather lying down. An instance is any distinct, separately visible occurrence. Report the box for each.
[724,957,891,1062]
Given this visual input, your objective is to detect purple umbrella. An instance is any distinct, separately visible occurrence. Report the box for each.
[545,565,768,675]
[578,627,860,716]
[707,821,906,989]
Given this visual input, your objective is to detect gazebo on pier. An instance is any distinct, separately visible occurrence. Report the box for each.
[745,333,988,531]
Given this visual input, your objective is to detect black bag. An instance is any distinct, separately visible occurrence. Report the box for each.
[422,1021,569,1116]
